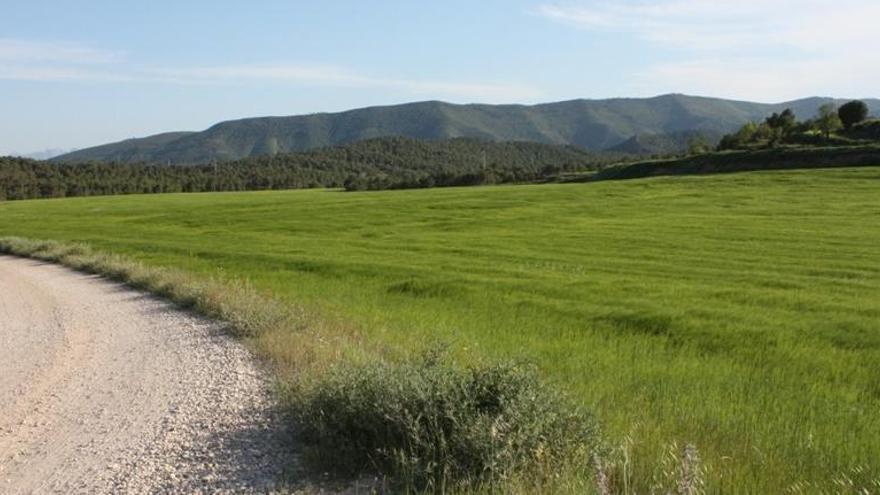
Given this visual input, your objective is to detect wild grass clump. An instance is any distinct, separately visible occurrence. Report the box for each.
[591,435,707,495]
[290,350,598,493]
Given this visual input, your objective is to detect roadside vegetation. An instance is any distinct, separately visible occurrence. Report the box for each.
[1,167,879,492]
[0,236,602,493]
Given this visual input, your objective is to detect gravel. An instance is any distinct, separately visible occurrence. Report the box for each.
[0,255,298,494]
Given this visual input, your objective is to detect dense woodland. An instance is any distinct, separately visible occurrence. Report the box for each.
[0,137,624,201]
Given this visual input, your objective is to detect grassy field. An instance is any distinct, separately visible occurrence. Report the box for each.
[1,167,879,492]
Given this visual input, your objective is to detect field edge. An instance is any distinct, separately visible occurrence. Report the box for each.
[0,236,618,494]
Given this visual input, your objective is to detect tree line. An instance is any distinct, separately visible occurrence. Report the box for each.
[718,100,876,150]
[0,137,623,201]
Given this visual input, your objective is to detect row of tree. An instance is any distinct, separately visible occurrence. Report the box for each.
[0,137,622,201]
[718,100,874,150]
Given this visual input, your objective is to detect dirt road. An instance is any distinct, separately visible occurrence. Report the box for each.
[0,255,295,494]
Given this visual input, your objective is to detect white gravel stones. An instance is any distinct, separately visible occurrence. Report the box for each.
[0,256,298,494]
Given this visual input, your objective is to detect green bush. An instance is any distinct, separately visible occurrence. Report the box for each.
[291,352,598,492]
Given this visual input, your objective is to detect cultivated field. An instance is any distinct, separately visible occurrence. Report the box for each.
[1,167,878,492]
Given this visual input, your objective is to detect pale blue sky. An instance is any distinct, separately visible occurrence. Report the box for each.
[2,0,877,154]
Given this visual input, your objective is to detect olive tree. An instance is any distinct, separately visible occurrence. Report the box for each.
[816,104,843,138]
[838,100,869,130]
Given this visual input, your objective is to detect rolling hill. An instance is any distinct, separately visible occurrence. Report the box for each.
[54,94,880,165]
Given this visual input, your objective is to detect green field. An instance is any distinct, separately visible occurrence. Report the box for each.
[1,167,879,492]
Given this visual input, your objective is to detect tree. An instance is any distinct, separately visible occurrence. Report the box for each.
[767,108,797,134]
[816,104,843,138]
[718,121,760,150]
[838,100,869,130]
[687,135,711,155]
[765,109,797,140]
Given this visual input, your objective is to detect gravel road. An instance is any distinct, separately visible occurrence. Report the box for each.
[0,255,297,494]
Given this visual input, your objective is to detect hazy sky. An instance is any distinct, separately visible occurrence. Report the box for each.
[2,0,878,154]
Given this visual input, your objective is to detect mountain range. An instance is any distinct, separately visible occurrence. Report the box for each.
[53,94,880,165]
[10,148,77,160]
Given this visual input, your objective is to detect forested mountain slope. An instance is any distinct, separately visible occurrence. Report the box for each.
[55,95,880,165]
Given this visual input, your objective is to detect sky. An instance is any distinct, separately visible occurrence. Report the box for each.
[2,0,878,155]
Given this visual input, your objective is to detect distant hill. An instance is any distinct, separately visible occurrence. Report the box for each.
[17,148,76,160]
[54,95,880,165]
[54,132,196,164]
[605,130,724,155]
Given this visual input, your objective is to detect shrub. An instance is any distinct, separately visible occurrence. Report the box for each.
[838,100,869,130]
[843,119,880,142]
[291,352,598,492]
[816,103,843,138]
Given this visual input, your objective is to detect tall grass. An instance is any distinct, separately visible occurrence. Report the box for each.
[2,166,879,491]
[0,237,290,339]
[0,237,724,494]
[0,236,601,493]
